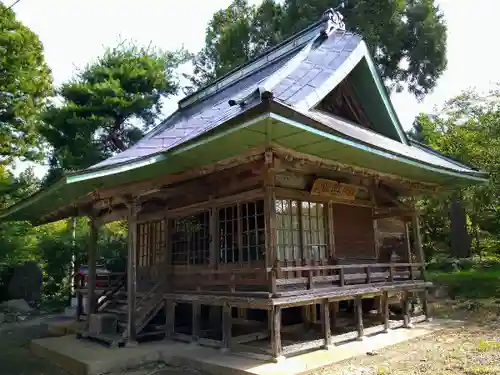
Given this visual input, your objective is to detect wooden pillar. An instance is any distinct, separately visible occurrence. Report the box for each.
[402,291,412,328]
[265,188,277,294]
[355,296,364,341]
[192,302,200,342]
[421,289,430,321]
[165,300,175,338]
[321,300,332,349]
[264,150,278,295]
[87,215,98,319]
[331,301,339,332]
[126,200,139,345]
[382,291,390,333]
[412,210,430,322]
[270,305,283,362]
[221,303,231,352]
[411,211,426,280]
[76,290,83,322]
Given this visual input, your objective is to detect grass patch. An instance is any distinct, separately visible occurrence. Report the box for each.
[465,366,498,375]
[476,340,500,352]
[428,262,500,299]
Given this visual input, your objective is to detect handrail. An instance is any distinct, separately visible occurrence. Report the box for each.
[279,263,423,272]
[96,273,126,311]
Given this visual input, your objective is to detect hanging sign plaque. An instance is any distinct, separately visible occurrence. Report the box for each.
[310,178,359,200]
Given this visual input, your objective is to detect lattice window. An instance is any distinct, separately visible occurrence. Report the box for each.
[137,219,165,267]
[171,212,210,265]
[138,222,150,267]
[275,199,327,261]
[241,200,265,262]
[276,199,301,261]
[219,200,265,264]
[301,201,327,261]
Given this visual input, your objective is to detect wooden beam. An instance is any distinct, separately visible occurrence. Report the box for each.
[272,145,441,194]
[126,199,139,345]
[275,187,374,208]
[94,147,266,200]
[168,189,264,219]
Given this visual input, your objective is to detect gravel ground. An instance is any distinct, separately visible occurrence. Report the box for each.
[314,300,500,375]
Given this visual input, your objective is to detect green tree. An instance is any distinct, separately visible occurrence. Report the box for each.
[410,89,500,258]
[190,0,447,99]
[0,3,53,163]
[41,43,190,176]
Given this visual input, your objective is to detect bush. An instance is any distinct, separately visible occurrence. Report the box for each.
[429,262,500,300]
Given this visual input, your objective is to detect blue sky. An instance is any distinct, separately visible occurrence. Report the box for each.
[12,0,500,177]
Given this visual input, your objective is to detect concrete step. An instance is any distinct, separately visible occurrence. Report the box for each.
[76,330,125,348]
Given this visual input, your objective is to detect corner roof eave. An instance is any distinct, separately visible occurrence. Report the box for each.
[268,101,488,184]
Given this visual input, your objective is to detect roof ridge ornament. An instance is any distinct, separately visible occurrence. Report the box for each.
[320,7,346,37]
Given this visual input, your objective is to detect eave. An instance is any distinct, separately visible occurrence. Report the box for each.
[0,105,487,225]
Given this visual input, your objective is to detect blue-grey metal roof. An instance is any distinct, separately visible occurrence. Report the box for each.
[88,15,479,178]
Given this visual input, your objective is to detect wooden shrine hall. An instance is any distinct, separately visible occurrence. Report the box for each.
[1,8,487,362]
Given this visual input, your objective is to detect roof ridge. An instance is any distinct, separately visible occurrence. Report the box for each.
[177,17,330,111]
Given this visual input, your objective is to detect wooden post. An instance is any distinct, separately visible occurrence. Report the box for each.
[402,291,412,328]
[421,289,430,321]
[165,300,175,338]
[321,300,332,349]
[382,291,390,333]
[221,303,231,352]
[265,184,278,295]
[264,151,278,295]
[339,267,345,287]
[331,301,339,332]
[412,211,427,280]
[76,290,82,322]
[192,302,200,342]
[270,305,283,362]
[404,222,412,263]
[327,202,335,258]
[355,296,364,341]
[87,215,98,320]
[126,199,139,346]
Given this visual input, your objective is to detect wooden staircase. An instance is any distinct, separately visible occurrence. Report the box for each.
[78,279,166,347]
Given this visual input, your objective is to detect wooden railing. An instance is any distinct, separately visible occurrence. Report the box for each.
[96,273,126,311]
[274,263,424,293]
[170,266,268,294]
[167,262,425,296]
[126,280,166,337]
